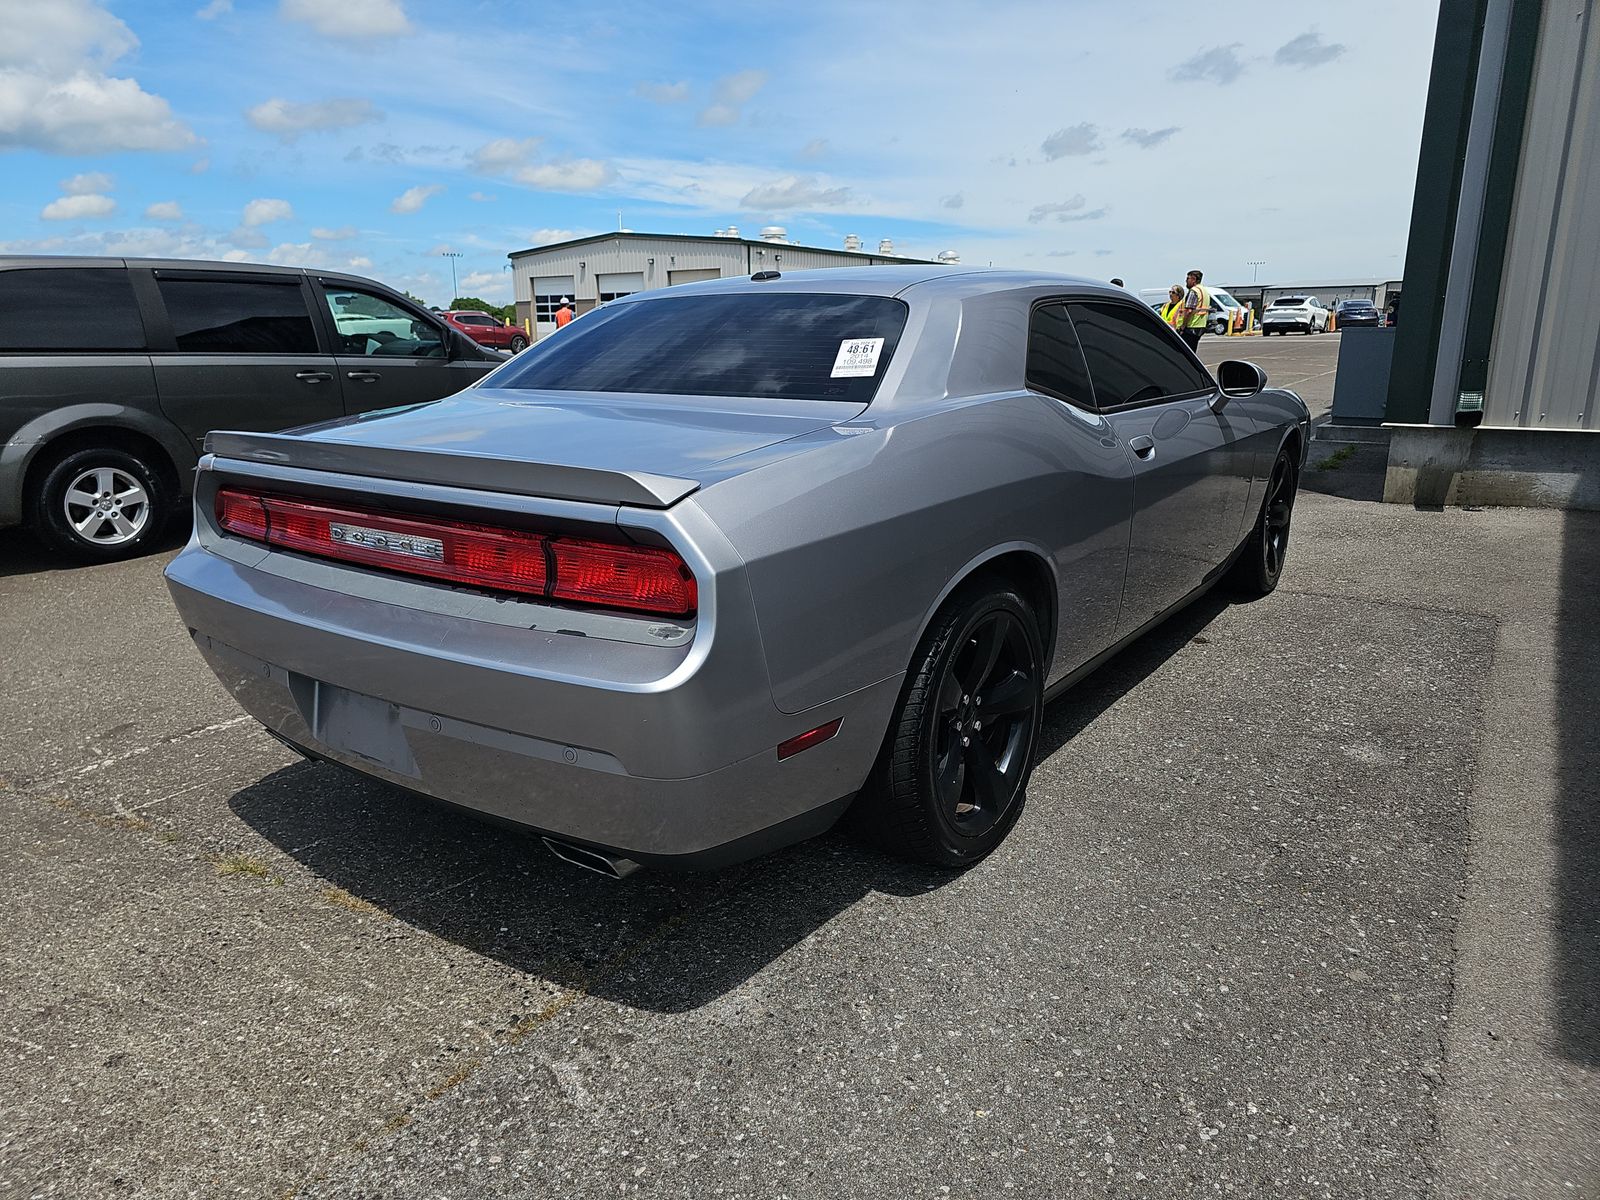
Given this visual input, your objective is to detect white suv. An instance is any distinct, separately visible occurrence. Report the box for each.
[1262,295,1330,336]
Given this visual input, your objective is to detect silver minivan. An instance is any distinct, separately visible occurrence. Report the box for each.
[0,257,502,560]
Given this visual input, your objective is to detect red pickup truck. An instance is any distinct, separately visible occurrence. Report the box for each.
[442,310,528,352]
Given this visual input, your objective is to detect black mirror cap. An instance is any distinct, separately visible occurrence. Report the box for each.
[1218,359,1267,398]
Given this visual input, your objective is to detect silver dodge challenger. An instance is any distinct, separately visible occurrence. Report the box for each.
[165,267,1309,875]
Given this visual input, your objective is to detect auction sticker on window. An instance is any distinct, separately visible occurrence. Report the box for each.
[831,336,885,378]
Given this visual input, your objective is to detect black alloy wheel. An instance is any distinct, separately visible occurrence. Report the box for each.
[1228,444,1298,597]
[865,583,1044,867]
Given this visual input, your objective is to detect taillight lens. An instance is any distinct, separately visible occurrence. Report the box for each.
[213,487,695,617]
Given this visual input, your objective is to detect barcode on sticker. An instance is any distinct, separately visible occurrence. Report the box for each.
[831,337,885,378]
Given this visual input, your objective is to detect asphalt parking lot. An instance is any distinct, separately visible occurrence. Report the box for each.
[3,406,1597,1197]
[1196,330,1342,421]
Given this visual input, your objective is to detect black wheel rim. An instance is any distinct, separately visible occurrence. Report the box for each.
[932,610,1038,838]
[1263,454,1295,578]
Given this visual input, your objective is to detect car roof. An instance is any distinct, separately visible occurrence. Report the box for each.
[615,264,1133,303]
[0,254,388,291]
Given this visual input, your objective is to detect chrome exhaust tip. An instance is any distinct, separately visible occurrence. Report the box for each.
[541,837,641,879]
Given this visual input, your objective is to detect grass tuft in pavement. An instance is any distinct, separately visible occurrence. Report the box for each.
[1314,444,1358,471]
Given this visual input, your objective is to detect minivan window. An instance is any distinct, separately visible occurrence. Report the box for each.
[1068,301,1215,408]
[323,287,445,358]
[158,278,318,354]
[0,268,145,352]
[494,292,909,403]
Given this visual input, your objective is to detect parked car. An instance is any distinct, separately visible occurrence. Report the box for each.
[1137,286,1249,335]
[166,267,1309,875]
[1334,299,1382,328]
[442,309,528,353]
[1261,295,1331,335]
[0,256,504,561]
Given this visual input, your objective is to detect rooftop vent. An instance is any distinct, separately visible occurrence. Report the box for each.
[726,225,740,239]
[760,225,788,243]
[843,234,862,252]
[936,249,961,264]
[878,238,894,255]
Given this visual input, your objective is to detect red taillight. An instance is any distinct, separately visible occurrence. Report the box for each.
[550,537,696,617]
[213,487,695,617]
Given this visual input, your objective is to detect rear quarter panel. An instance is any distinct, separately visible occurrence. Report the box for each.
[694,392,1135,714]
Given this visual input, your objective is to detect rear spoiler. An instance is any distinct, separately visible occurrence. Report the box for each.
[204,430,699,509]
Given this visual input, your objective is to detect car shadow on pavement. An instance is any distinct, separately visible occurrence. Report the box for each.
[229,590,1233,1015]
[0,521,190,578]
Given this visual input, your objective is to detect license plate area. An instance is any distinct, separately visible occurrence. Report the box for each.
[313,683,419,777]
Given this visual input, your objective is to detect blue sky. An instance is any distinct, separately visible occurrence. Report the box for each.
[1,0,1440,305]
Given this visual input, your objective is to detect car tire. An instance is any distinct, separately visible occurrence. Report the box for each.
[509,335,528,352]
[860,581,1045,868]
[1228,443,1298,598]
[27,445,173,563]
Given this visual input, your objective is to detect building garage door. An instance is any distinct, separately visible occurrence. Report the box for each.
[596,272,645,302]
[533,276,575,337]
[668,268,720,286]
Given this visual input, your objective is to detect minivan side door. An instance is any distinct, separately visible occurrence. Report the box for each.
[1067,299,1257,637]
[313,282,495,414]
[140,268,345,451]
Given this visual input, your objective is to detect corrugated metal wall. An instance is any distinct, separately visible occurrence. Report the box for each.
[1485,0,1600,429]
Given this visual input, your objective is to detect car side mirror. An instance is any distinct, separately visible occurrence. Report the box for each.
[1217,359,1267,399]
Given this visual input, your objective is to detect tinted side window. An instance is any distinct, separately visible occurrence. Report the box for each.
[157,278,318,354]
[322,286,444,358]
[1025,302,1095,409]
[0,268,145,351]
[1067,301,1215,408]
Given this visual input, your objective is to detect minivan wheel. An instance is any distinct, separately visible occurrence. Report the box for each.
[29,446,172,562]
[862,582,1044,868]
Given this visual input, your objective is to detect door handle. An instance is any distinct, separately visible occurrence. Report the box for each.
[295,370,333,384]
[346,370,381,383]
[1128,434,1156,459]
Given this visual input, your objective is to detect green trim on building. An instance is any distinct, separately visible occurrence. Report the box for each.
[1387,0,1491,424]
[1456,0,1545,401]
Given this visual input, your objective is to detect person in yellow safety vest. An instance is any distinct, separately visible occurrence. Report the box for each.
[554,297,573,328]
[1160,284,1185,329]
[1177,268,1210,352]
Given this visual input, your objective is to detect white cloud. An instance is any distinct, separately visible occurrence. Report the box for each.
[1041,123,1102,159]
[472,136,540,172]
[468,191,496,202]
[741,175,855,211]
[61,171,113,194]
[698,69,766,126]
[311,225,357,240]
[279,0,411,40]
[1027,195,1108,224]
[512,160,613,192]
[41,193,116,220]
[799,138,828,160]
[1170,44,1247,85]
[190,157,210,173]
[228,228,269,248]
[195,0,231,17]
[1276,31,1346,69]
[0,0,196,153]
[242,197,294,226]
[144,200,183,220]
[390,183,444,213]
[246,97,381,141]
[458,270,511,303]
[524,228,581,246]
[634,80,689,104]
[940,193,964,210]
[1121,126,1180,149]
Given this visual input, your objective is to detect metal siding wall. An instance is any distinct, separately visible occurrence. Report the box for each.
[1485,0,1600,429]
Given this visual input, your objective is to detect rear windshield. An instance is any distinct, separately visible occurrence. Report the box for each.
[493,292,909,403]
[1271,297,1309,306]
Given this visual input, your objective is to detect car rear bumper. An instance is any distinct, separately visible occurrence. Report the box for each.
[165,528,900,867]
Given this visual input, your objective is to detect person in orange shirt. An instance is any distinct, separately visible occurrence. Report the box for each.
[554,297,573,328]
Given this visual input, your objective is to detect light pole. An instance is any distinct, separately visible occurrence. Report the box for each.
[1247,260,1266,284]
[440,250,463,303]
